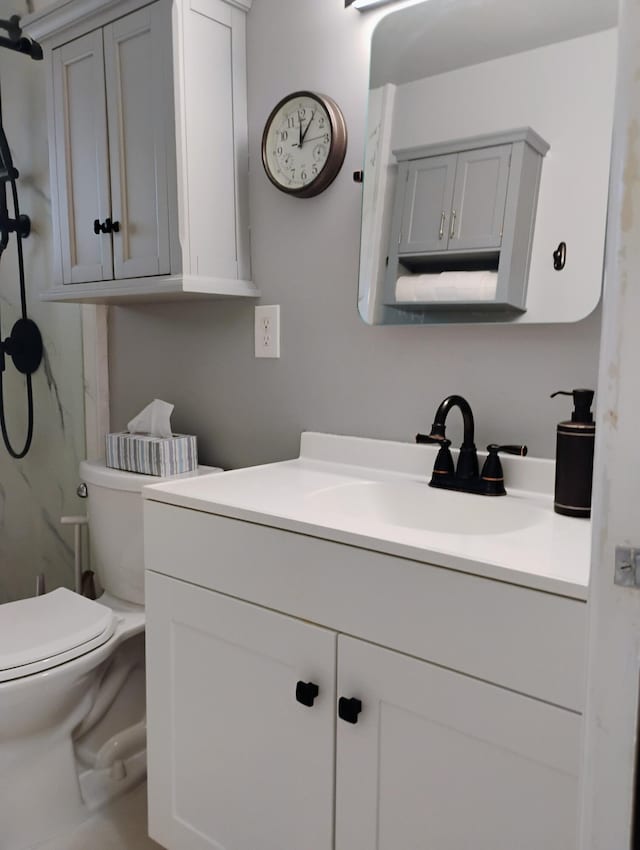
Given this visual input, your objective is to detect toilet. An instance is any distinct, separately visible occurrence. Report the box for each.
[0,459,213,850]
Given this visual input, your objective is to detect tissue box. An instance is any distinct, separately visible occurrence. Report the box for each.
[105,432,198,476]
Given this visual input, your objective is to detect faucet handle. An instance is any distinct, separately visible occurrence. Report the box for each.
[416,432,447,444]
[490,444,528,457]
[431,438,455,478]
[480,444,528,496]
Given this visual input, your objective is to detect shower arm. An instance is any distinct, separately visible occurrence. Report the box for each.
[0,16,22,41]
[0,17,43,61]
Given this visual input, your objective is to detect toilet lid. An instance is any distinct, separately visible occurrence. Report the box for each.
[0,588,115,682]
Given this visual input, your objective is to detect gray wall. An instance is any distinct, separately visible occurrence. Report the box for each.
[109,0,602,470]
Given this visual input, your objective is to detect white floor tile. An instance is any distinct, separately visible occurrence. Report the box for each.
[34,783,161,850]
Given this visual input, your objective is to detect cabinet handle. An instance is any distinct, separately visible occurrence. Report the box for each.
[449,209,456,239]
[439,211,446,240]
[296,680,319,707]
[93,218,121,235]
[338,696,362,724]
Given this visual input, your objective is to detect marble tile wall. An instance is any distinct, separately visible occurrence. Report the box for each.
[0,0,86,601]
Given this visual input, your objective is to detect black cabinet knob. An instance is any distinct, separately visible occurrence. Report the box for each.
[338,696,362,724]
[296,680,319,707]
[93,218,120,235]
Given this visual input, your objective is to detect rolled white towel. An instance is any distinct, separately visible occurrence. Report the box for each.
[395,271,498,303]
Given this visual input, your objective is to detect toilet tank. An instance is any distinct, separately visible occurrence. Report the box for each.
[79,461,217,605]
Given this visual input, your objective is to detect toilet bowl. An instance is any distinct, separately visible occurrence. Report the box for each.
[0,460,215,850]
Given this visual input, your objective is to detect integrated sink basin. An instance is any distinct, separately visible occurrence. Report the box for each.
[305,479,546,535]
[143,431,591,598]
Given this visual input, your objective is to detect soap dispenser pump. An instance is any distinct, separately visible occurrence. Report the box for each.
[550,389,596,518]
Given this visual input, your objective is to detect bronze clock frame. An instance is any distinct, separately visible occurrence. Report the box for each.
[261,91,348,198]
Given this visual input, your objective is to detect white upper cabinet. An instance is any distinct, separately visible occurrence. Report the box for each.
[28,0,256,303]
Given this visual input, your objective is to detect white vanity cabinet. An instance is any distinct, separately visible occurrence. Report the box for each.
[27,0,256,303]
[144,499,584,850]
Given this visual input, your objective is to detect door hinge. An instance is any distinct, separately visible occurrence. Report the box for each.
[614,546,640,588]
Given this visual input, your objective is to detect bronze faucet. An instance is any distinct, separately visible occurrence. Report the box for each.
[416,395,527,496]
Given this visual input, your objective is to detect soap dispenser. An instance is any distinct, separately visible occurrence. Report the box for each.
[550,389,596,518]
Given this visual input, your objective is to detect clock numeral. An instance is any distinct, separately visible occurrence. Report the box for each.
[324,134,330,144]
[301,170,308,181]
[277,146,283,156]
[287,116,295,129]
[318,117,325,128]
[298,107,306,119]
[312,165,318,176]
[281,130,288,141]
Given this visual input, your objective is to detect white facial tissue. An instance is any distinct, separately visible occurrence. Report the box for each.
[126,399,174,439]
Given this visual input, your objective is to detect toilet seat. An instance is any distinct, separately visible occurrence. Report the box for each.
[0,588,116,683]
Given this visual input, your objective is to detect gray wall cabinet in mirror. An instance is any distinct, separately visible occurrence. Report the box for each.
[357,0,618,326]
[385,128,549,316]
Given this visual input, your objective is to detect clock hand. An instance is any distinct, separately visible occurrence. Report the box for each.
[298,134,328,145]
[300,110,317,147]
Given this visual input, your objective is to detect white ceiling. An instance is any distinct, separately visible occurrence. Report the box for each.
[370,0,618,88]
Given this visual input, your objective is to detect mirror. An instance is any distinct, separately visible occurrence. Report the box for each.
[358,0,618,325]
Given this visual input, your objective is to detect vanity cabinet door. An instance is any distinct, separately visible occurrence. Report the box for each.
[51,30,113,283]
[335,635,580,850]
[449,143,511,251]
[103,2,171,280]
[398,154,457,254]
[146,571,336,850]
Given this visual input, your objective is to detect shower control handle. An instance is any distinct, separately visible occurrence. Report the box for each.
[93,218,121,235]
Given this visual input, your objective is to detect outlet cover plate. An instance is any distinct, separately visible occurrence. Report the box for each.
[255,305,280,358]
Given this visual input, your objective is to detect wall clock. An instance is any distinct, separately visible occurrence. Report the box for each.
[261,91,347,198]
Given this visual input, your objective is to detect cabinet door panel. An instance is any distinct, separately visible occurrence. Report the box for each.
[104,2,170,280]
[146,572,336,850]
[52,31,113,283]
[399,154,456,254]
[335,635,580,850]
[450,144,511,250]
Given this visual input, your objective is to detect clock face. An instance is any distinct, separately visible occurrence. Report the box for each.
[262,92,347,198]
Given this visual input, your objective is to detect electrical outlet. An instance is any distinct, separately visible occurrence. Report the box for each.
[254,305,280,358]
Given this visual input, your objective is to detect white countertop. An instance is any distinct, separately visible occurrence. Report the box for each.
[143,432,591,600]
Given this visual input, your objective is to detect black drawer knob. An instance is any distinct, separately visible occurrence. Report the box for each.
[296,680,319,707]
[338,696,362,724]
